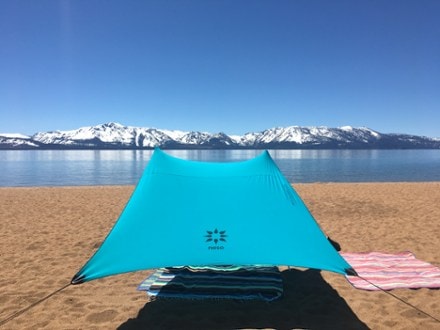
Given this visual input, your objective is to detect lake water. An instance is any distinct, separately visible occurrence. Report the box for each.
[0,149,439,187]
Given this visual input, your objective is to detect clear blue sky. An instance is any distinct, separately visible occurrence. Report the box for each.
[1,1,439,137]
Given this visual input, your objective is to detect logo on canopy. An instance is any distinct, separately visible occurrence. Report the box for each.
[205,229,227,250]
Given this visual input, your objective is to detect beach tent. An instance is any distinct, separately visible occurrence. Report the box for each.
[72,148,355,284]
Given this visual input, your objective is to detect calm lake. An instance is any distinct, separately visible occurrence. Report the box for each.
[1,149,439,187]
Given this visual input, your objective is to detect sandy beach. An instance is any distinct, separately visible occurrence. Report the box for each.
[0,183,439,329]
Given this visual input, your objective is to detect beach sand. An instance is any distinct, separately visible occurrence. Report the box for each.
[0,183,439,329]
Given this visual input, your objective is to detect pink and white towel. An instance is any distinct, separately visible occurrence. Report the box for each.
[341,251,440,291]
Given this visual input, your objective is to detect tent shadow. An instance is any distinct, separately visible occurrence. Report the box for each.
[118,268,368,330]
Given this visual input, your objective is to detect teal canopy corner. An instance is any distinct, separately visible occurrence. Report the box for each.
[72,148,354,285]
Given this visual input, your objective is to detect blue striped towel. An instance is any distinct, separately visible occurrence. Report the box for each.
[138,265,284,302]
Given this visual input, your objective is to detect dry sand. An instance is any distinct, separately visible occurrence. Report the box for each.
[0,183,439,329]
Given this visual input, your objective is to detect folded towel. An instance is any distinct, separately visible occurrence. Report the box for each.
[341,251,440,291]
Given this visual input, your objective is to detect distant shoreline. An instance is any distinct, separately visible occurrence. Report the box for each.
[1,181,440,189]
[2,123,439,150]
[2,146,440,150]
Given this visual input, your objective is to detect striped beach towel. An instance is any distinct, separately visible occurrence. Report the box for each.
[341,251,440,291]
[138,265,283,301]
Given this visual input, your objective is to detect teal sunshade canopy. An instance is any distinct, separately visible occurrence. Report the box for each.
[72,148,354,284]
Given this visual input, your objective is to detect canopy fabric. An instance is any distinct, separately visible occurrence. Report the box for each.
[72,148,353,284]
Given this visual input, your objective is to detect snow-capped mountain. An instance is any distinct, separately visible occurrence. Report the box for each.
[0,133,40,148]
[238,126,382,147]
[0,122,439,149]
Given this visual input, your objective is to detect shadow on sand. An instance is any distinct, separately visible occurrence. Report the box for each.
[118,269,368,330]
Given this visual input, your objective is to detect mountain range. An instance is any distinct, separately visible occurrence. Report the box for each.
[1,122,439,149]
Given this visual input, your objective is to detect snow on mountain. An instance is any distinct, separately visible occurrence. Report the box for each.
[0,133,39,148]
[0,133,31,139]
[0,122,438,149]
[32,122,134,146]
[237,126,382,147]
